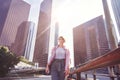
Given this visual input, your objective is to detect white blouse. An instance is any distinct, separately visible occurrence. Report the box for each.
[55,47,66,59]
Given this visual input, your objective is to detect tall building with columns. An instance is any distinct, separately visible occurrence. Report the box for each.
[33,0,52,67]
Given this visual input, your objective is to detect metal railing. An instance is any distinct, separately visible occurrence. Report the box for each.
[69,47,120,80]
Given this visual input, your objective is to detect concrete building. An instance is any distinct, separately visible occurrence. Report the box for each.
[73,15,110,66]
[0,0,30,49]
[33,0,52,67]
[11,21,30,56]
[73,26,87,65]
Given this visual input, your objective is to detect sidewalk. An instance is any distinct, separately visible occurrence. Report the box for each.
[0,75,51,80]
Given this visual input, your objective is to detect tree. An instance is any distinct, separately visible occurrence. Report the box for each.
[0,46,20,77]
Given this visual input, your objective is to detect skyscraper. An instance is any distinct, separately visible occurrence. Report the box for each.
[24,21,35,61]
[73,26,87,65]
[73,15,109,66]
[33,0,52,67]
[106,0,120,46]
[11,21,31,56]
[110,0,120,36]
[102,0,117,49]
[0,0,11,36]
[0,0,30,48]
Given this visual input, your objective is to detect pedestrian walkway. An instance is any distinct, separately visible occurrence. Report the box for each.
[0,75,51,80]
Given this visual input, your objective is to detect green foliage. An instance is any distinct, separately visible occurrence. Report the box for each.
[19,56,34,66]
[0,46,20,77]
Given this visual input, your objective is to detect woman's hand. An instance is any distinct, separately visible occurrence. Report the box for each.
[45,65,50,74]
[64,69,69,76]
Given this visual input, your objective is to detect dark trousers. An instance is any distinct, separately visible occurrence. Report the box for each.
[51,59,65,80]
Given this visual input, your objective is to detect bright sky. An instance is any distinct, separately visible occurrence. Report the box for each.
[53,0,103,28]
[24,0,42,27]
[24,0,104,66]
[24,0,103,29]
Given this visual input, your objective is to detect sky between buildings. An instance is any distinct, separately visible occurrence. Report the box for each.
[24,0,103,30]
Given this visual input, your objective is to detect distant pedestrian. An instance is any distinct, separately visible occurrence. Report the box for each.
[46,36,70,80]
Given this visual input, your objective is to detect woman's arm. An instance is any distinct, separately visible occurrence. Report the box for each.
[47,47,56,66]
[65,49,70,70]
[46,47,56,73]
[65,49,70,76]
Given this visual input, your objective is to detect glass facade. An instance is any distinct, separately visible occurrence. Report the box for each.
[73,16,109,66]
[33,0,52,67]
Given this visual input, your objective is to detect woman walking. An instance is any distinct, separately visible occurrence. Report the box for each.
[46,36,70,80]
